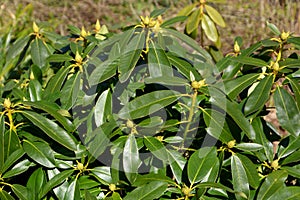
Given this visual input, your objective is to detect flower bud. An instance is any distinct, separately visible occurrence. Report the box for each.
[280,31,290,40]
[33,22,39,33]
[3,98,11,109]
[75,51,83,64]
[109,184,117,191]
[95,19,101,33]
[80,26,87,38]
[234,41,240,53]
[126,119,134,128]
[227,140,236,149]
[271,159,280,170]
[77,162,84,170]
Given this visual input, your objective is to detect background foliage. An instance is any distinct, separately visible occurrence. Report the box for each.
[0,1,300,200]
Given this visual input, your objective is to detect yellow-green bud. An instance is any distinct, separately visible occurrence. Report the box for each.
[234,41,240,53]
[272,61,280,72]
[95,19,101,32]
[109,184,117,191]
[191,79,206,89]
[80,26,87,38]
[75,51,83,64]
[227,140,236,149]
[280,31,290,40]
[3,98,11,109]
[271,159,280,170]
[33,22,39,33]
[126,120,134,128]
[77,162,84,170]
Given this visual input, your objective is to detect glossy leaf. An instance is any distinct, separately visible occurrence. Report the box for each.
[29,79,42,101]
[236,154,260,189]
[177,4,195,16]
[186,8,201,34]
[201,14,218,42]
[12,184,29,200]
[22,100,76,132]
[94,89,112,127]
[43,66,69,101]
[202,108,234,143]
[244,75,274,116]
[123,181,168,200]
[231,155,249,199]
[118,90,180,120]
[30,38,50,69]
[161,16,187,28]
[274,86,300,136]
[0,115,5,172]
[225,73,260,99]
[63,179,80,200]
[60,71,81,110]
[205,5,226,27]
[167,149,186,183]
[148,40,172,77]
[0,190,15,200]
[39,169,74,198]
[26,168,46,199]
[133,173,175,186]
[289,78,300,106]
[21,110,77,150]
[23,140,55,168]
[144,136,168,161]
[1,148,25,174]
[119,31,145,83]
[2,159,35,178]
[257,170,288,200]
[231,56,268,67]
[269,186,300,200]
[123,134,141,184]
[188,147,218,185]
[235,143,263,152]
[90,166,113,185]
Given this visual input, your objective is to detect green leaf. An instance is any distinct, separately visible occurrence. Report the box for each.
[205,5,226,27]
[177,4,195,16]
[236,154,260,189]
[167,149,186,183]
[278,135,300,159]
[133,173,175,186]
[195,182,235,193]
[225,73,260,100]
[202,108,234,143]
[63,179,80,200]
[235,143,263,152]
[289,78,300,106]
[144,137,168,161]
[269,186,300,200]
[88,56,118,86]
[30,38,50,69]
[244,75,274,116]
[123,181,168,200]
[1,148,25,174]
[148,40,172,77]
[257,170,288,200]
[118,90,180,120]
[150,8,167,18]
[0,115,5,172]
[23,140,56,168]
[84,190,97,200]
[231,56,268,67]
[274,87,300,136]
[186,8,201,34]
[161,16,187,28]
[0,190,15,200]
[29,79,42,101]
[85,127,110,161]
[145,76,188,86]
[266,21,281,35]
[90,166,113,185]
[27,168,46,199]
[282,149,300,165]
[12,184,29,200]
[47,54,73,62]
[167,54,202,80]
[43,66,69,101]
[2,159,35,178]
[60,72,81,110]
[119,31,145,83]
[94,88,112,127]
[22,101,75,132]
[21,110,77,151]
[201,14,218,42]
[188,147,218,185]
[282,166,300,179]
[251,117,273,161]
[6,35,30,64]
[39,169,74,198]
[231,155,249,199]
[123,134,141,183]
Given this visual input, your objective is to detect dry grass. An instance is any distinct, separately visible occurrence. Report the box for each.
[1,0,299,53]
